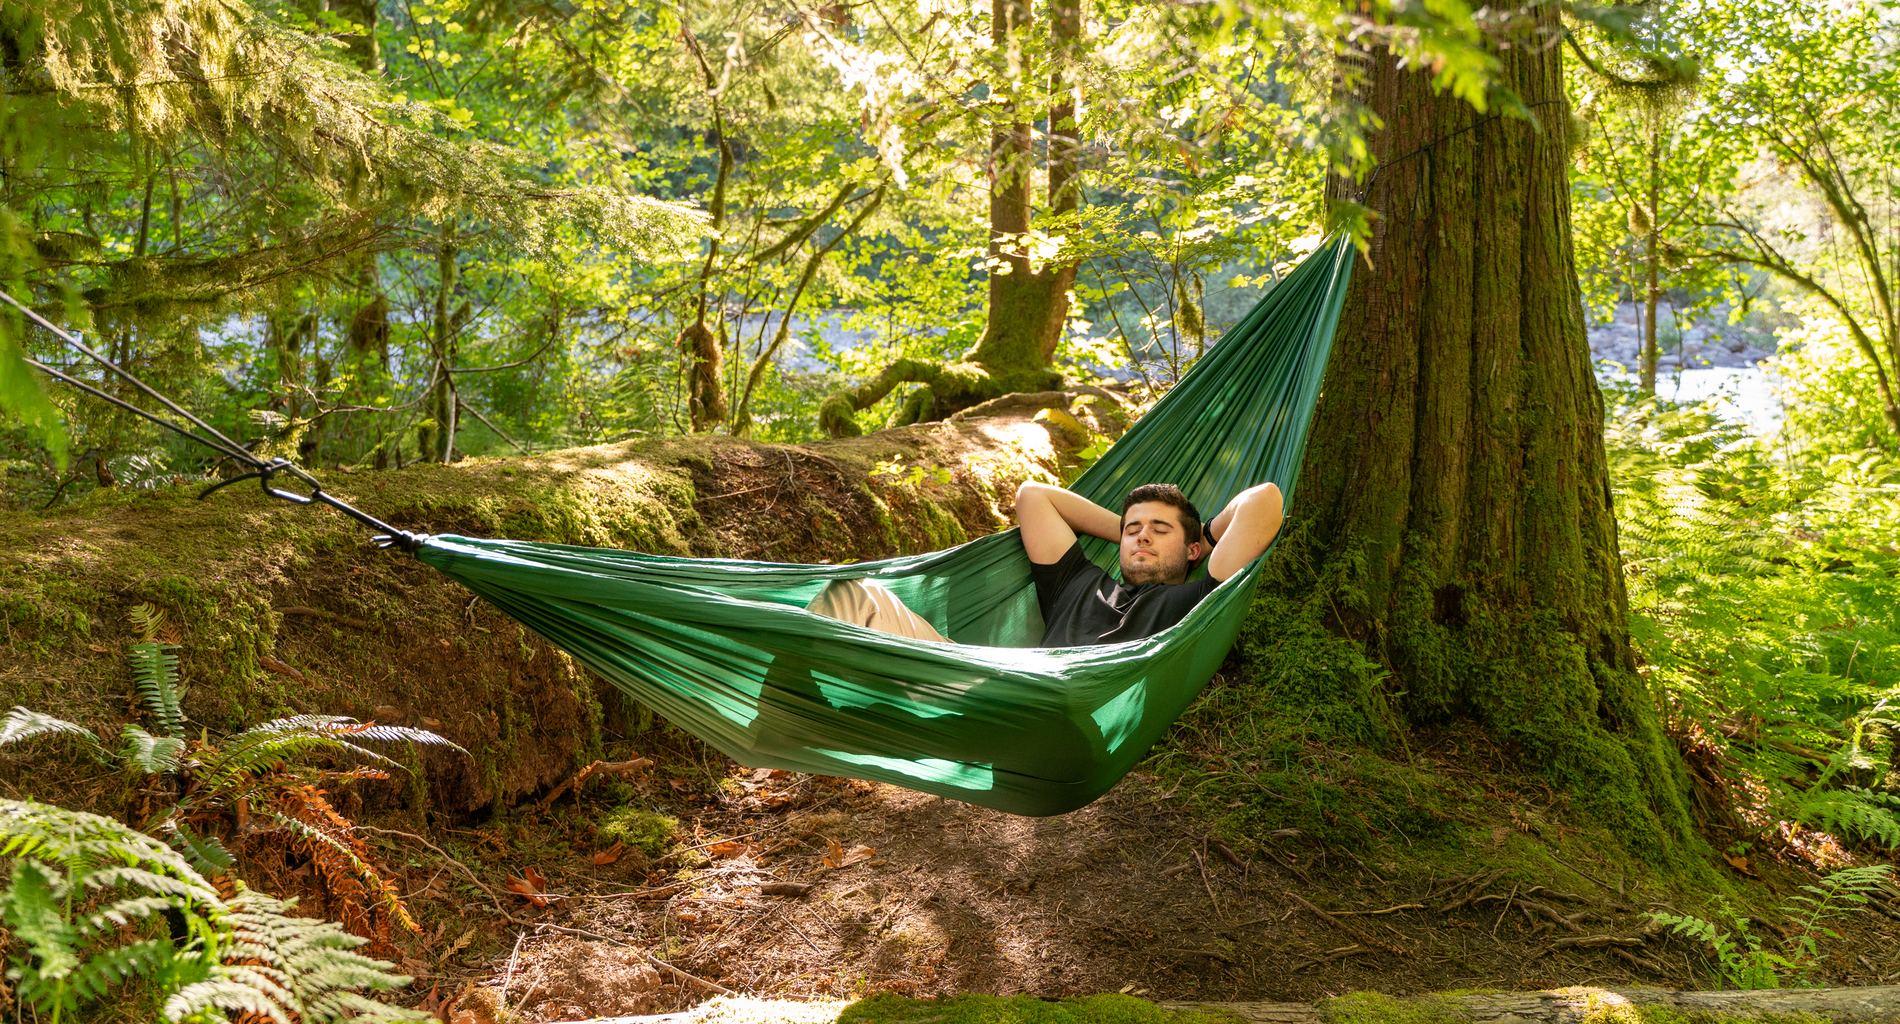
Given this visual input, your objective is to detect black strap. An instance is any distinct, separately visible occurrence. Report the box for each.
[2,290,430,552]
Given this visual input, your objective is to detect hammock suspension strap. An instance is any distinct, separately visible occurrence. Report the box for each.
[0,289,429,551]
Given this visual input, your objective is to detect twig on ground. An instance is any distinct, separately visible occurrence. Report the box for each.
[1516,897,1587,934]
[499,932,526,1004]
[356,825,508,916]
[1438,869,1506,912]
[1328,904,1425,916]
[1493,883,1521,938]
[1549,934,1647,949]
[1285,891,1407,954]
[1193,848,1220,910]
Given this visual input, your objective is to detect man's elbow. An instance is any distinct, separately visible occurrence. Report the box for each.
[1242,482,1282,509]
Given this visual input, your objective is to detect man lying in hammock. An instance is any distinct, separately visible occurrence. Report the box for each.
[806,480,1284,646]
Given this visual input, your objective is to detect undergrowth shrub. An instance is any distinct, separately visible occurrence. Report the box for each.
[1608,382,1900,855]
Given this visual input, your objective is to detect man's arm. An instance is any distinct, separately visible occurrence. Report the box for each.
[1015,481,1120,564]
[1203,483,1284,582]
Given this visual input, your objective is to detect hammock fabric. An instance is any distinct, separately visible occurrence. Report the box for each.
[414,236,1354,816]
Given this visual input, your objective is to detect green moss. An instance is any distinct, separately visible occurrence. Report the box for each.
[837,993,1240,1024]
[1322,992,1470,1024]
[598,806,679,857]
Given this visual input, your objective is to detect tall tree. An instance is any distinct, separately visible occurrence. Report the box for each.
[1269,2,1696,851]
[815,0,1079,437]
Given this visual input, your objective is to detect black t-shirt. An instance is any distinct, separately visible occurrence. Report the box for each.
[1030,541,1220,647]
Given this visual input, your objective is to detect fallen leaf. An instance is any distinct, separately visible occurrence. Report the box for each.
[705,841,751,859]
[504,870,549,907]
[594,842,625,866]
[1724,853,1759,877]
[822,839,875,870]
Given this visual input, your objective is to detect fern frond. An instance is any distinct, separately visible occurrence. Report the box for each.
[1,859,81,981]
[67,938,173,1001]
[120,726,188,775]
[128,603,168,644]
[200,717,467,788]
[80,894,187,933]
[127,640,186,739]
[163,888,430,1024]
[1793,787,1900,847]
[237,715,468,753]
[0,708,111,764]
[166,825,235,876]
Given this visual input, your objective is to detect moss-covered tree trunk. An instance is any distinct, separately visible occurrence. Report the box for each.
[1269,9,1695,852]
[819,0,1078,437]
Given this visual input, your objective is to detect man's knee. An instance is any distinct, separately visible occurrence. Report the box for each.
[806,579,950,643]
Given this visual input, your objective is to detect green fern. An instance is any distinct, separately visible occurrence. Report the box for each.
[195,716,467,792]
[0,799,426,1023]
[121,725,189,775]
[1792,787,1900,847]
[0,707,112,764]
[167,887,429,1024]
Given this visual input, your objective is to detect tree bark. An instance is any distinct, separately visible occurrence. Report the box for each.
[1641,123,1661,394]
[1273,4,1695,852]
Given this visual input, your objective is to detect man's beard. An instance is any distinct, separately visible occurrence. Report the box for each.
[1122,549,1189,585]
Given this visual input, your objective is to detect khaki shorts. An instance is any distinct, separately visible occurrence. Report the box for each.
[805,579,952,643]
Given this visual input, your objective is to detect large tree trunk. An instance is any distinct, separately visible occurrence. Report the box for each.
[1269,7,1695,852]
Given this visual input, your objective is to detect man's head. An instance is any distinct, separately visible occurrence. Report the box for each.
[1119,483,1204,585]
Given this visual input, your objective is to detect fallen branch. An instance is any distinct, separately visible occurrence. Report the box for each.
[356,825,510,917]
[536,757,654,810]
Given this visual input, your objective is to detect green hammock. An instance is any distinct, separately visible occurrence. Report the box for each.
[412,235,1354,816]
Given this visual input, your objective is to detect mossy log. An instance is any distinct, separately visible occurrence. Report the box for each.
[818,358,1065,438]
[0,408,1095,820]
[539,986,1900,1024]
[1166,986,1900,1024]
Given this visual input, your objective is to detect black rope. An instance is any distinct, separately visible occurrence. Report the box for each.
[1355,98,1566,205]
[2,289,430,552]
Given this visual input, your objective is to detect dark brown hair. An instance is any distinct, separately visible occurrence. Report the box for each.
[1120,483,1204,546]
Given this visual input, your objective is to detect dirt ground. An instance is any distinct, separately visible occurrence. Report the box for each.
[353,714,1900,1024]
